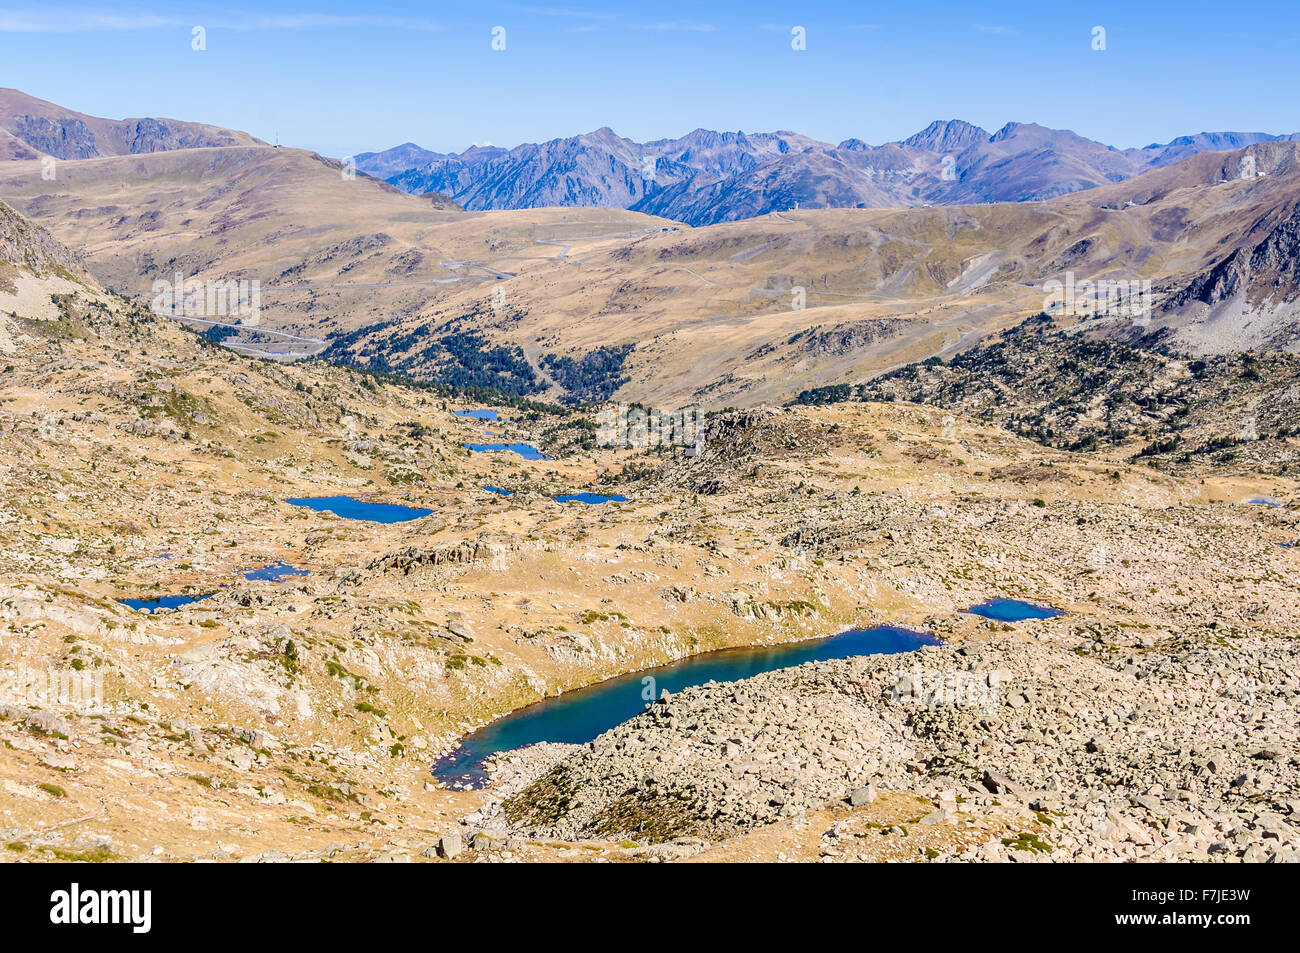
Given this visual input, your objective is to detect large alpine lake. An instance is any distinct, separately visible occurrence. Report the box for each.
[432,624,939,788]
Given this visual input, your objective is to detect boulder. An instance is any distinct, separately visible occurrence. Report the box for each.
[25,710,69,735]
[436,833,463,859]
[981,769,1020,796]
[848,785,878,807]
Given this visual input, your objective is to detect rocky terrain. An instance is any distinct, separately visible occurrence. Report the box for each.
[805,313,1300,476]
[483,632,1298,862]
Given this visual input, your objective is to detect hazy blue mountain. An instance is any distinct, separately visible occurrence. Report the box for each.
[362,121,1300,225]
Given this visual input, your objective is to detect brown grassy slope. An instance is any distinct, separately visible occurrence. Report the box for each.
[4,140,1300,407]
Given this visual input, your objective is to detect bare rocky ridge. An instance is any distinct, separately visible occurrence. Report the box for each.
[812,314,1300,476]
[0,199,88,282]
[0,88,264,160]
[1158,194,1300,352]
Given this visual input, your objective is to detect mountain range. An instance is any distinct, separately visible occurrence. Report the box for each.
[4,86,1296,234]
[7,88,1300,408]
[362,122,1300,226]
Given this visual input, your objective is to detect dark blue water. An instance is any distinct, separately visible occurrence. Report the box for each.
[554,492,628,504]
[244,561,311,582]
[285,496,433,522]
[465,442,550,461]
[119,593,214,612]
[965,598,1065,622]
[432,625,939,788]
[1247,496,1282,507]
[483,486,514,496]
[454,409,500,420]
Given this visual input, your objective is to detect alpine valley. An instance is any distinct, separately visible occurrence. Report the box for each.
[1,87,1297,866]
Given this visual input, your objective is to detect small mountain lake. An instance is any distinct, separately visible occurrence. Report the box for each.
[454,409,500,420]
[119,593,214,612]
[285,496,434,522]
[482,486,514,496]
[965,598,1065,622]
[465,442,549,460]
[243,561,310,582]
[554,492,628,504]
[432,624,939,789]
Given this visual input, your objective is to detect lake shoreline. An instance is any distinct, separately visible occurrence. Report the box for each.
[426,618,955,782]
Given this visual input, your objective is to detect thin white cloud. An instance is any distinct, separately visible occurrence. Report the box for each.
[0,7,444,33]
[223,13,444,31]
[0,9,174,31]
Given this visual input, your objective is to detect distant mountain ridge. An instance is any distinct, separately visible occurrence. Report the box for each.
[365,120,1300,225]
[0,88,264,160]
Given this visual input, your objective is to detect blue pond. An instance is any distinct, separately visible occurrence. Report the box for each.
[965,598,1065,622]
[454,409,500,421]
[554,492,628,504]
[432,625,939,788]
[244,561,311,582]
[482,486,514,496]
[465,442,550,461]
[119,593,214,613]
[286,496,433,522]
[1247,496,1282,507]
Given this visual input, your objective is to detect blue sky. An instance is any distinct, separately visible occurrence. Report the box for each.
[2,1,1297,157]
